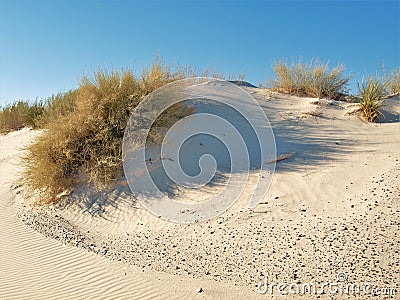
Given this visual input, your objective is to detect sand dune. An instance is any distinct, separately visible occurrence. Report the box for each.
[1,85,399,299]
[0,129,257,300]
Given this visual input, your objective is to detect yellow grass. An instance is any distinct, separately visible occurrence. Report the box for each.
[23,60,191,203]
[268,58,350,100]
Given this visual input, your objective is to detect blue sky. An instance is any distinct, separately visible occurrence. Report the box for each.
[0,0,399,105]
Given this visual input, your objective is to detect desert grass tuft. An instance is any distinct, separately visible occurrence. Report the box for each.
[23,60,191,204]
[357,76,388,122]
[268,58,350,100]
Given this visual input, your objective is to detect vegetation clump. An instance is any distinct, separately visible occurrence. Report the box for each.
[385,68,400,95]
[0,100,43,133]
[357,76,388,122]
[23,60,190,203]
[268,58,350,100]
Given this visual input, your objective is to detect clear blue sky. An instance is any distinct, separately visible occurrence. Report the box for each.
[0,0,399,105]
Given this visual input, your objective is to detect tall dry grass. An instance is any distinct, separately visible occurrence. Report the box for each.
[0,100,44,133]
[385,68,400,95]
[0,90,78,133]
[33,91,77,128]
[268,58,350,99]
[23,60,191,203]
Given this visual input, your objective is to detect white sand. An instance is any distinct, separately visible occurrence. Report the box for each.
[1,87,399,299]
[0,129,256,299]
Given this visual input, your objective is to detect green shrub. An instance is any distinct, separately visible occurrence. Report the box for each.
[268,58,350,99]
[357,76,388,122]
[23,60,190,203]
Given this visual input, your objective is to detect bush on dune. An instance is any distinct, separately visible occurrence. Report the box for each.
[0,90,78,133]
[23,60,191,204]
[268,58,350,100]
[357,76,388,122]
[0,100,44,133]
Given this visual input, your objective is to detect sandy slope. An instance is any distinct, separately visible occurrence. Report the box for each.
[0,128,257,300]
[1,86,400,299]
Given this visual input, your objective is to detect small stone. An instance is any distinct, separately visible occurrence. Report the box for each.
[197,287,204,293]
